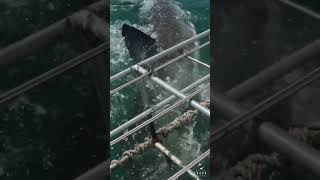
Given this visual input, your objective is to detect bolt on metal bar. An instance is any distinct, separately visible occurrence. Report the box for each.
[168,149,210,180]
[110,74,209,138]
[154,142,200,180]
[0,42,108,105]
[278,0,320,20]
[133,65,210,117]
[110,41,210,94]
[187,56,210,68]
[110,29,210,82]
[110,83,209,146]
[227,39,320,100]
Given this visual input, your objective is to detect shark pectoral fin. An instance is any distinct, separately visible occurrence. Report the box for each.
[122,23,158,62]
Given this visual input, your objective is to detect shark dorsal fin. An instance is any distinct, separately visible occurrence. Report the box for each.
[122,23,158,63]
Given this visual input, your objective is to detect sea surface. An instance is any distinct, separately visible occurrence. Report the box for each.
[110,0,210,179]
[0,1,106,180]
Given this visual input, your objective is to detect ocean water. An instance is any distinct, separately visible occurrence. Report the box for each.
[110,0,210,179]
[0,1,106,180]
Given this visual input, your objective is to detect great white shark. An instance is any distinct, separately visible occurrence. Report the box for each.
[121,0,203,109]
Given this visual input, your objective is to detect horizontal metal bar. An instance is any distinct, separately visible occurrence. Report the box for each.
[0,42,108,104]
[168,149,210,180]
[110,74,210,138]
[110,29,210,82]
[227,39,320,100]
[278,0,320,20]
[212,65,320,176]
[213,64,320,143]
[110,41,210,94]
[110,83,209,146]
[187,56,210,68]
[0,19,67,66]
[0,1,107,67]
[134,65,210,117]
[73,159,109,180]
[68,10,109,40]
[259,122,320,177]
[155,142,200,180]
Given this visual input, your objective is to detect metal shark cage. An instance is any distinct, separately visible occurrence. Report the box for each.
[110,26,211,179]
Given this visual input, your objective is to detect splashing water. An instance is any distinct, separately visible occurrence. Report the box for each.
[110,0,210,179]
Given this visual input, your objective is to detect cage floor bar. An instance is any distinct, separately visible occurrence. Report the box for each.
[155,142,200,180]
[133,65,210,117]
[110,74,210,138]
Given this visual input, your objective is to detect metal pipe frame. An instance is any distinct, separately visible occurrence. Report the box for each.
[226,38,320,100]
[278,0,320,20]
[0,42,107,105]
[110,29,210,82]
[133,65,210,117]
[0,0,107,67]
[110,83,209,146]
[154,142,200,180]
[212,64,320,176]
[168,149,210,180]
[213,64,320,142]
[110,74,210,138]
[187,56,210,68]
[259,122,320,176]
[110,41,210,94]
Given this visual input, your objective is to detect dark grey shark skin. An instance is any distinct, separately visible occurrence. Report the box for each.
[123,0,199,89]
[142,0,200,90]
[121,24,159,108]
[121,0,201,108]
